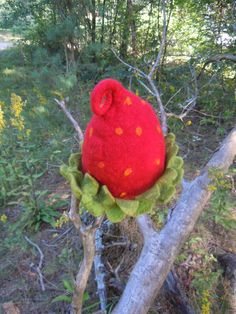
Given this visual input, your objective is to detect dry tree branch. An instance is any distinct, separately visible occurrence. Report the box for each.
[55,98,84,142]
[24,236,45,291]
[111,49,147,79]
[69,196,104,314]
[112,126,236,314]
[94,225,107,313]
[197,53,236,80]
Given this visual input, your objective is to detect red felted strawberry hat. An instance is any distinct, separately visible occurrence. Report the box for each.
[82,79,166,199]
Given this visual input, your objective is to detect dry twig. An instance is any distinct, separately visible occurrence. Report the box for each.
[24,235,45,291]
[94,225,107,313]
[54,98,84,142]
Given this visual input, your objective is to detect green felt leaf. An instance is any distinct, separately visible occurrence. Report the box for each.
[157,186,176,204]
[167,143,179,160]
[136,199,155,215]
[167,156,183,170]
[69,153,81,168]
[99,185,115,208]
[116,199,139,216]
[157,180,169,196]
[137,183,160,200]
[70,169,83,183]
[70,176,82,199]
[165,133,175,146]
[81,173,99,196]
[158,168,177,185]
[173,168,184,185]
[105,205,126,223]
[60,164,70,181]
[81,194,104,216]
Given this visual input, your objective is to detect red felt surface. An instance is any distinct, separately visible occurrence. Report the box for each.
[82,79,166,199]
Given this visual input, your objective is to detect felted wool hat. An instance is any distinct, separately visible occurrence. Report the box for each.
[82,78,166,199]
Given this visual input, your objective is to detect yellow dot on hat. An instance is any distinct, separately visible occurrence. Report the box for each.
[124,168,133,177]
[155,159,160,166]
[124,97,132,106]
[98,161,105,169]
[156,125,161,133]
[120,192,127,198]
[89,127,93,137]
[136,127,142,136]
[115,127,123,135]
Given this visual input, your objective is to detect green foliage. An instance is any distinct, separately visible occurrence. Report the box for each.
[51,278,89,304]
[204,169,236,230]
[176,233,223,312]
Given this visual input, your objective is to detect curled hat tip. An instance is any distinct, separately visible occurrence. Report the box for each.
[91,78,123,116]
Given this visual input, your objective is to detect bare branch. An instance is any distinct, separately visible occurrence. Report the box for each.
[54,98,84,142]
[147,78,168,134]
[136,214,157,242]
[136,78,156,96]
[197,54,236,80]
[69,195,82,231]
[112,50,168,134]
[111,49,147,79]
[72,226,97,314]
[94,225,107,313]
[24,236,45,291]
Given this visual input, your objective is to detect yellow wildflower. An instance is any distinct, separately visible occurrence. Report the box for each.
[0,214,7,223]
[208,185,217,191]
[170,85,175,93]
[26,129,31,136]
[11,93,24,117]
[185,120,192,126]
[52,90,64,100]
[11,116,25,131]
[0,103,5,131]
[201,290,211,314]
[10,93,25,131]
[55,211,69,228]
[38,94,47,105]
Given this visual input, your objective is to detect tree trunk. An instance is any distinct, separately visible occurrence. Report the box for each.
[91,0,96,43]
[100,0,106,44]
[120,0,131,58]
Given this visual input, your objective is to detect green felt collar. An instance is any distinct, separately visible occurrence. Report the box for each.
[60,133,184,222]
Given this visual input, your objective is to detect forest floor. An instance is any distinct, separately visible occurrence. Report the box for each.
[0,37,235,314]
